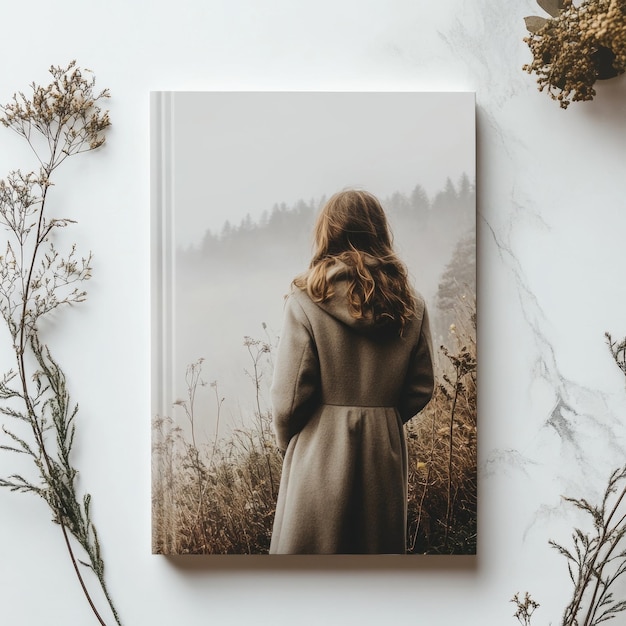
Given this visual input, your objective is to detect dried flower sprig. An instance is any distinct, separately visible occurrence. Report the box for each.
[511,592,540,626]
[0,62,120,625]
[524,0,626,108]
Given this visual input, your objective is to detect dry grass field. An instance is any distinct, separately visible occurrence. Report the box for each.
[152,302,476,555]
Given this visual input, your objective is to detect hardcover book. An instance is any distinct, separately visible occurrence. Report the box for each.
[151,91,476,555]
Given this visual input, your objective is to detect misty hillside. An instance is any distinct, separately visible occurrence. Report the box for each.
[178,174,475,296]
[170,177,475,436]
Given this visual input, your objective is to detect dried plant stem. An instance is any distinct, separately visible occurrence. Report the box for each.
[410,409,437,552]
[439,340,475,551]
[208,381,224,469]
[561,470,626,626]
[17,333,110,626]
[512,334,626,625]
[58,519,108,626]
[245,337,275,500]
[444,361,460,549]
[0,62,120,624]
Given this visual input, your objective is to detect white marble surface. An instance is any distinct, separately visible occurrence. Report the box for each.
[1,1,626,624]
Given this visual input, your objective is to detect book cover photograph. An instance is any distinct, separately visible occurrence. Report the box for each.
[151,91,476,555]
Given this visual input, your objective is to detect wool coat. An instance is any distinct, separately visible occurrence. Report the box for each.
[269,277,434,555]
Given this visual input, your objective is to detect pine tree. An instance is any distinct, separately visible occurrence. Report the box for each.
[435,232,476,342]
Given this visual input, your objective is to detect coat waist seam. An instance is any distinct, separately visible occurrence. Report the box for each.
[320,402,397,409]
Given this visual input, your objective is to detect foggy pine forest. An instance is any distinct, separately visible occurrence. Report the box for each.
[153,176,476,554]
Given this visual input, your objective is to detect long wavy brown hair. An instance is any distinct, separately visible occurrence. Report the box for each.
[294,189,417,334]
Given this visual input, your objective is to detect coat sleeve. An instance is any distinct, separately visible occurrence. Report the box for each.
[398,302,435,423]
[270,294,321,452]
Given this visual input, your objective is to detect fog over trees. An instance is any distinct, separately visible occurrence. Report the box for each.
[171,176,475,439]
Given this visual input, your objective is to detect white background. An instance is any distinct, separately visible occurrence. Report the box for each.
[1,1,626,624]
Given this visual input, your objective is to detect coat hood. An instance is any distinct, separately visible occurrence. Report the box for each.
[300,258,421,339]
[315,279,381,336]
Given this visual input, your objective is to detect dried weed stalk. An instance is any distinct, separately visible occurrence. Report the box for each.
[0,62,119,624]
